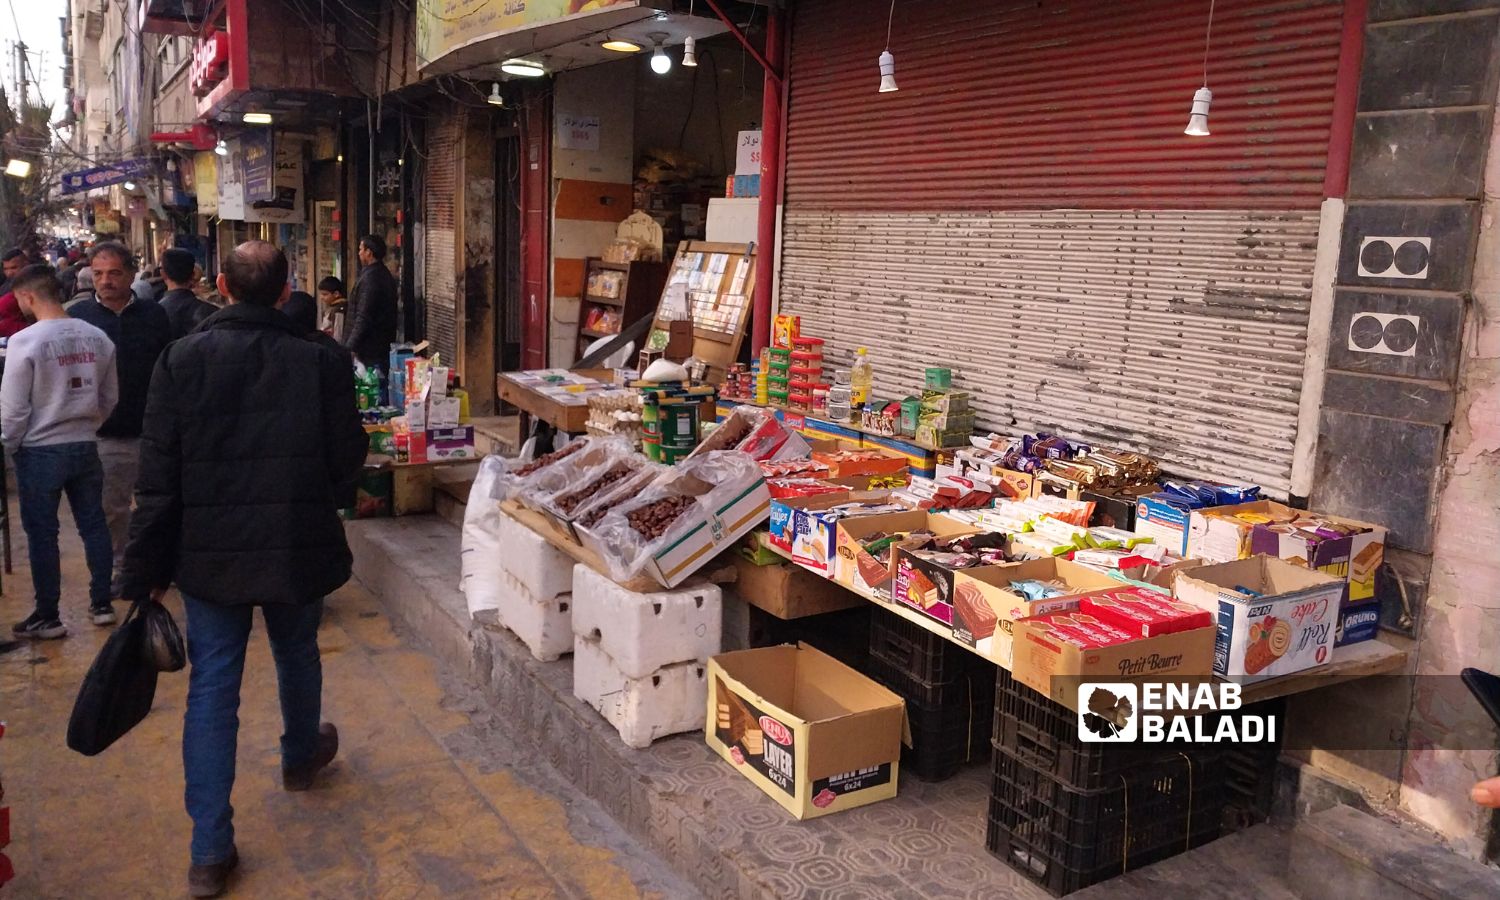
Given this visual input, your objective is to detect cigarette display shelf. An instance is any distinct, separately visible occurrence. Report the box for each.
[986,742,1225,896]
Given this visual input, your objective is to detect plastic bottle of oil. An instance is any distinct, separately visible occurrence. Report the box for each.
[850,347,873,407]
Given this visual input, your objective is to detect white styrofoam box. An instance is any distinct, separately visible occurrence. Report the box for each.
[496,569,573,662]
[570,563,722,679]
[497,510,574,603]
[572,636,707,749]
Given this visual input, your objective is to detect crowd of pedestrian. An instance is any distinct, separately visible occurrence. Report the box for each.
[0,234,396,896]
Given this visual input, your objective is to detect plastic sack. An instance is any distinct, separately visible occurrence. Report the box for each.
[570,462,666,532]
[67,601,161,756]
[525,439,642,520]
[142,601,186,672]
[493,436,587,502]
[591,450,761,583]
[461,456,508,617]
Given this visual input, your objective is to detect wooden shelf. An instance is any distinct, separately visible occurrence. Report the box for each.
[580,327,621,339]
[590,260,632,272]
[585,293,625,306]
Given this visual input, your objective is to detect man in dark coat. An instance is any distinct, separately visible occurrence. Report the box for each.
[119,240,367,898]
[342,234,398,368]
[70,241,172,595]
[158,247,215,340]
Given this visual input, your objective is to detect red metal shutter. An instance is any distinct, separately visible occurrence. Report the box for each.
[778,0,1347,494]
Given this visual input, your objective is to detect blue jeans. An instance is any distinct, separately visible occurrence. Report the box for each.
[182,595,324,865]
[13,442,113,618]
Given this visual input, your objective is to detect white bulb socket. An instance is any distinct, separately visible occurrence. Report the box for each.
[878,50,898,93]
[1185,87,1212,136]
[683,35,697,67]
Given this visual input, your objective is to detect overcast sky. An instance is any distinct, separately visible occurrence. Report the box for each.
[0,2,67,121]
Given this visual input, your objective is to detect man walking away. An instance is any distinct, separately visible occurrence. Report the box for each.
[2,266,119,639]
[343,235,398,369]
[159,248,215,340]
[70,242,172,596]
[119,241,368,898]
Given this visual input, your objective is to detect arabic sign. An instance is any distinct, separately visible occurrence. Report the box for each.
[557,113,599,151]
[242,130,275,202]
[60,159,154,195]
[218,140,245,220]
[416,0,635,67]
[194,152,219,217]
[243,139,304,224]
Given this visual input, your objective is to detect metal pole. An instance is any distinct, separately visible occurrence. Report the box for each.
[751,4,786,356]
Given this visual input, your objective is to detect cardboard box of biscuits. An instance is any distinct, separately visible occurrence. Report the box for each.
[951,558,1125,666]
[1184,500,1386,604]
[767,493,903,577]
[706,644,907,820]
[832,511,975,600]
[1173,556,1344,685]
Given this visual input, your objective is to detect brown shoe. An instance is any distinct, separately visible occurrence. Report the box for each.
[282,722,339,791]
[188,846,238,898]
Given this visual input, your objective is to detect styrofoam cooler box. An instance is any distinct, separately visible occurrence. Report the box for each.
[497,570,573,662]
[571,563,722,679]
[497,510,574,603]
[572,636,708,749]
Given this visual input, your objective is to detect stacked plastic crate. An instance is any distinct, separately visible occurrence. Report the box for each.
[859,608,996,781]
[988,670,1225,895]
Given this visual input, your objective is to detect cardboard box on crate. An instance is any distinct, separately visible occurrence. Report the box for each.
[951,558,1124,667]
[832,510,975,599]
[1173,556,1344,685]
[706,644,907,819]
[393,357,476,463]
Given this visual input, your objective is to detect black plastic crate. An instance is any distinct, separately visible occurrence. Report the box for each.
[902,691,993,781]
[1221,698,1286,832]
[993,669,1204,789]
[864,638,996,708]
[986,744,1224,895]
[748,605,871,670]
[867,607,971,686]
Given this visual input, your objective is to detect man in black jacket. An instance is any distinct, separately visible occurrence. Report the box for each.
[342,234,398,368]
[158,247,215,340]
[119,240,367,898]
[70,241,172,597]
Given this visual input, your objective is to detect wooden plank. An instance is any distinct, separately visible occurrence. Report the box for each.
[497,375,592,433]
[501,500,668,594]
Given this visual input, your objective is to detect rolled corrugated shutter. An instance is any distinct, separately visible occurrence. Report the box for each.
[779,0,1345,495]
[425,105,462,366]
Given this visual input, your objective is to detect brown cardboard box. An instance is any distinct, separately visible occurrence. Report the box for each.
[833,511,975,599]
[953,558,1124,667]
[727,554,865,619]
[706,643,907,819]
[1011,615,1216,712]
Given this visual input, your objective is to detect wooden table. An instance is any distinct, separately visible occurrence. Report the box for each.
[497,369,615,435]
[759,537,1409,701]
[366,455,483,516]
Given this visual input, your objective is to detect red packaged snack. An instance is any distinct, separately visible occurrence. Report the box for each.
[1025,613,1108,649]
[766,478,848,500]
[1051,613,1136,646]
[1080,588,1212,637]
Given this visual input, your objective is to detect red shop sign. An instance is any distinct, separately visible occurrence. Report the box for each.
[190,29,228,97]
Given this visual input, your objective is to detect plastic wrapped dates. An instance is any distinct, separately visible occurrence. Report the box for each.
[627,496,696,539]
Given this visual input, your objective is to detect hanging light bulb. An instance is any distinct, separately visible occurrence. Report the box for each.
[123,180,136,191]
[1186,0,1216,136]
[487,82,505,107]
[1185,87,1212,136]
[878,0,899,93]
[214,139,228,156]
[650,34,672,74]
[878,50,898,93]
[683,35,697,67]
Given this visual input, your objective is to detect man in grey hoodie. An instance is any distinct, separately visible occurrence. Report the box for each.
[1,265,119,638]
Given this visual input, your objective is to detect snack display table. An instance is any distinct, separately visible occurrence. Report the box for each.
[498,369,616,435]
[759,534,1409,702]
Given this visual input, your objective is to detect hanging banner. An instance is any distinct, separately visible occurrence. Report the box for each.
[416,0,635,67]
[195,152,219,217]
[244,139,304,224]
[60,158,154,194]
[218,139,246,220]
[241,129,275,202]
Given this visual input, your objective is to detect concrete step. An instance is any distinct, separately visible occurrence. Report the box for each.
[1291,804,1500,900]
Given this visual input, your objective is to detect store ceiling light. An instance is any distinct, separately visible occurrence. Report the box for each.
[487,82,506,107]
[602,38,642,52]
[878,0,899,93]
[1186,0,1216,136]
[501,58,546,78]
[650,34,672,74]
[214,139,228,156]
[242,111,273,124]
[3,159,31,177]
[682,35,698,67]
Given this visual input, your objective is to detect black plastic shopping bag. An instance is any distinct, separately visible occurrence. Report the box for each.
[141,600,186,673]
[66,601,161,756]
